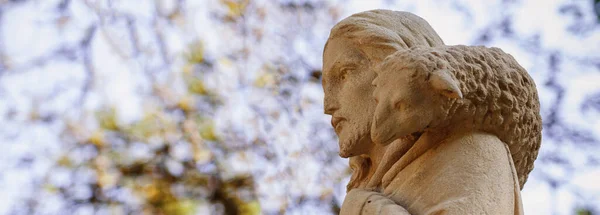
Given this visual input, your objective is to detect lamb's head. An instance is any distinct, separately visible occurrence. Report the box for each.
[370,51,463,145]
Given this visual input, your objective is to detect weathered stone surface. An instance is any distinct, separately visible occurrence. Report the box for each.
[323,9,541,215]
[371,45,542,188]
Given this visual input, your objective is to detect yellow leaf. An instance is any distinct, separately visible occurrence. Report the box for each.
[127,112,178,142]
[187,78,207,95]
[127,114,158,140]
[185,41,204,64]
[97,170,119,188]
[222,0,249,18]
[239,200,261,215]
[144,182,160,201]
[164,199,197,215]
[194,150,212,164]
[94,155,111,169]
[89,130,106,148]
[199,122,218,141]
[177,96,195,112]
[254,73,275,88]
[96,108,119,130]
[142,180,176,205]
[43,184,59,193]
[218,57,233,68]
[57,155,73,167]
[182,63,194,75]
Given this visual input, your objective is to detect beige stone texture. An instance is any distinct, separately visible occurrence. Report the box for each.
[371,45,542,189]
[342,132,523,215]
[322,9,541,215]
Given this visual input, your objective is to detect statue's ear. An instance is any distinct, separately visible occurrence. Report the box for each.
[429,69,463,99]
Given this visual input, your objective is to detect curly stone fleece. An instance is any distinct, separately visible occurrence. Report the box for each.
[385,45,542,188]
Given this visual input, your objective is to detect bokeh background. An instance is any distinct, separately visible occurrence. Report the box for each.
[0,0,599,214]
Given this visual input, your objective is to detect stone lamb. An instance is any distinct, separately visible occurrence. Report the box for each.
[370,45,542,188]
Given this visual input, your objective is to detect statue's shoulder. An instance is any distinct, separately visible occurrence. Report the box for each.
[385,131,520,215]
[438,132,511,160]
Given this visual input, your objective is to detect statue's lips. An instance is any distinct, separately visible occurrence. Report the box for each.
[332,117,346,132]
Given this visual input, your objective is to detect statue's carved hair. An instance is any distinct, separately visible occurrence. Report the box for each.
[346,156,371,192]
[383,45,542,188]
[325,10,445,63]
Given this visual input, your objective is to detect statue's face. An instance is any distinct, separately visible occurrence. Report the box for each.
[370,61,435,145]
[322,38,378,158]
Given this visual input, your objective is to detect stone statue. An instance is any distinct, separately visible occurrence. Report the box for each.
[322,10,542,215]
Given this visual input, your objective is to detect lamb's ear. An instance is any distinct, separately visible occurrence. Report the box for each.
[428,69,463,99]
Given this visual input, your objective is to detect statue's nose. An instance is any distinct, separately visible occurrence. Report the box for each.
[324,106,338,115]
[373,114,381,128]
[324,94,339,115]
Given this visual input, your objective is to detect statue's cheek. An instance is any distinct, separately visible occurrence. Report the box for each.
[372,103,388,129]
[394,107,425,135]
[411,108,434,132]
[371,102,395,139]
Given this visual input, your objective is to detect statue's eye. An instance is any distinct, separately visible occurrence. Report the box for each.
[374,98,379,104]
[340,67,354,81]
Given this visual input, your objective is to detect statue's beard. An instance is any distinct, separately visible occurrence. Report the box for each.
[338,120,372,158]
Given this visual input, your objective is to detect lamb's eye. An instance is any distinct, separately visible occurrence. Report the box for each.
[394,101,402,110]
[371,77,378,87]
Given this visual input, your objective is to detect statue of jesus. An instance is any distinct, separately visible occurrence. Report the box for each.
[322,9,542,215]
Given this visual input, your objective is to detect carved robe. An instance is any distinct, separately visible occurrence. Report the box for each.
[340,132,524,215]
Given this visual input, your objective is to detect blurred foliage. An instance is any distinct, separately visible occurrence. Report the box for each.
[595,0,600,21]
[577,208,595,215]
[45,75,261,215]
[0,0,344,214]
